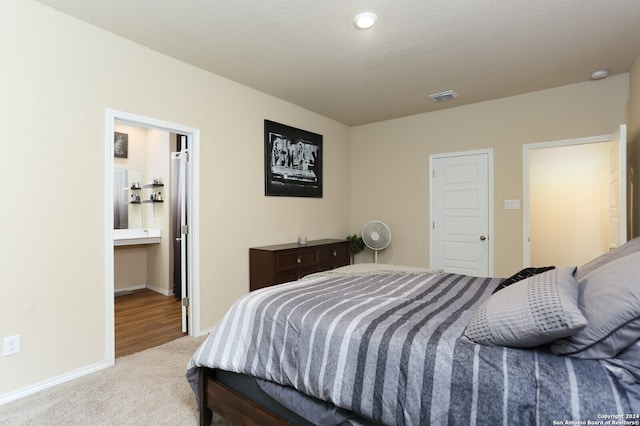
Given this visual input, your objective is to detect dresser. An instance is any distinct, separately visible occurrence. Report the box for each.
[249,239,350,291]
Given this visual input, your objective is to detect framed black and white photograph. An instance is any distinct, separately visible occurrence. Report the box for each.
[264,120,323,197]
[114,132,128,159]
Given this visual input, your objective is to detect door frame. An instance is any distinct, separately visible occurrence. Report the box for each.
[429,148,494,276]
[522,128,626,267]
[104,108,201,365]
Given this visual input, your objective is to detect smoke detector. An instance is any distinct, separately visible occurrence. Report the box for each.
[591,69,609,80]
[429,90,458,103]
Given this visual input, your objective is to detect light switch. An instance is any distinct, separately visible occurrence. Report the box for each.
[504,199,521,210]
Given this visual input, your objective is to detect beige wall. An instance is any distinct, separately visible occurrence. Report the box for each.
[350,75,628,276]
[114,246,148,291]
[0,0,350,398]
[114,125,146,230]
[144,128,171,295]
[628,51,640,238]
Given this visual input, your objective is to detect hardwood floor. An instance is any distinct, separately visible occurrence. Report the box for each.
[115,289,186,358]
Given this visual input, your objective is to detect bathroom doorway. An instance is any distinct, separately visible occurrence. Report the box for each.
[105,109,200,364]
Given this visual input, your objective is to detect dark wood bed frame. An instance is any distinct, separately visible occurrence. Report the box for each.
[198,367,292,426]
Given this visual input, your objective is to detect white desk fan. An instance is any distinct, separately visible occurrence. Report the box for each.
[362,220,391,263]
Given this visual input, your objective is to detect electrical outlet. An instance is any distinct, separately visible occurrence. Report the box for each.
[3,335,21,356]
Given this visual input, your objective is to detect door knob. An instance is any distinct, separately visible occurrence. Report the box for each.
[480,235,486,241]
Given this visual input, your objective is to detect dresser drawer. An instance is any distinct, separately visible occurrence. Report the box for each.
[317,243,348,265]
[275,250,317,272]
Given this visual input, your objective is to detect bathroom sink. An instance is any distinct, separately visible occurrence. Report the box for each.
[113,228,161,246]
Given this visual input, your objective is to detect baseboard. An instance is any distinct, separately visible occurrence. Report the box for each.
[114,284,146,297]
[0,360,111,405]
[114,284,173,297]
[197,326,214,337]
[146,285,173,297]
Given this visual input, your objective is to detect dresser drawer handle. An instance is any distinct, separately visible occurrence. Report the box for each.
[332,250,337,257]
[296,256,302,264]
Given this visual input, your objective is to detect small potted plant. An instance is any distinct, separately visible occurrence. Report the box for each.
[346,234,365,264]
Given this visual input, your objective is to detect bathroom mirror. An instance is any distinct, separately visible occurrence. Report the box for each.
[113,169,143,229]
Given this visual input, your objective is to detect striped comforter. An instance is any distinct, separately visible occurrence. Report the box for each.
[187,270,634,425]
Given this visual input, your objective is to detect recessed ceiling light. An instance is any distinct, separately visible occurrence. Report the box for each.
[354,12,377,30]
[591,69,609,80]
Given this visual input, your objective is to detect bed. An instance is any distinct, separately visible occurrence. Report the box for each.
[187,238,640,425]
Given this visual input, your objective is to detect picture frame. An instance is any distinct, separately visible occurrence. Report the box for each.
[264,120,323,197]
[114,132,128,159]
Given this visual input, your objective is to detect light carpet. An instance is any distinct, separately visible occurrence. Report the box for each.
[0,336,231,426]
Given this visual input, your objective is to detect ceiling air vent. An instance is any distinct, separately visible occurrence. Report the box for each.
[429,90,458,103]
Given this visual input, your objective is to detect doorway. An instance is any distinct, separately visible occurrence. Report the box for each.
[429,149,494,276]
[523,125,627,268]
[105,109,201,364]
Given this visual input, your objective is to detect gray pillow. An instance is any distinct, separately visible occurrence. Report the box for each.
[464,267,586,348]
[550,237,640,359]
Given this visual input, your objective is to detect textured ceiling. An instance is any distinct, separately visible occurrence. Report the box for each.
[34,0,640,126]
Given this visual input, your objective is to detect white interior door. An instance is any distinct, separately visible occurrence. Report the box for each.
[172,147,188,333]
[609,124,627,250]
[430,150,492,276]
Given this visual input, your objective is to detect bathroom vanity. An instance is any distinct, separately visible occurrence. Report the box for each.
[113,228,161,246]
